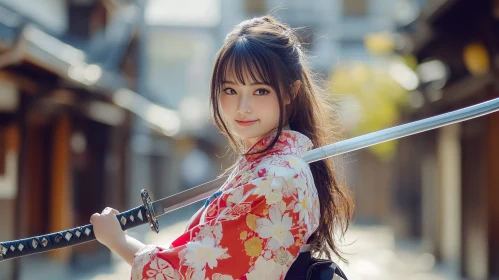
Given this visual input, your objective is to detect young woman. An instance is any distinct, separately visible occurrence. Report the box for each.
[91,15,354,280]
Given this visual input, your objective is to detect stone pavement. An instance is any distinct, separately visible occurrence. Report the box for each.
[333,226,457,280]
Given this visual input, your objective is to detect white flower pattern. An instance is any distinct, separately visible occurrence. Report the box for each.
[145,256,181,280]
[293,189,310,224]
[183,237,228,270]
[256,205,295,250]
[246,256,285,280]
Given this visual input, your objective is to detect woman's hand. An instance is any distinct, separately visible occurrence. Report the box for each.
[90,207,126,250]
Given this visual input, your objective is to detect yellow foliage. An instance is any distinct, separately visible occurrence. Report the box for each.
[364,32,394,54]
[330,59,409,161]
[463,43,490,75]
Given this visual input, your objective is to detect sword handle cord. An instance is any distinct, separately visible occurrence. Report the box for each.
[0,206,148,262]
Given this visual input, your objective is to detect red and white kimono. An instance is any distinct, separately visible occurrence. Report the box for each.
[131,130,320,280]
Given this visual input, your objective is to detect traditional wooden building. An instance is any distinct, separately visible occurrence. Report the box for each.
[0,1,141,278]
[395,0,499,278]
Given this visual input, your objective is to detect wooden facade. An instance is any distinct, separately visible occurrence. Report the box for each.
[0,1,138,279]
[396,0,499,278]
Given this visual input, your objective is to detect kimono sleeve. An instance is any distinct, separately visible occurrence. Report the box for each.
[131,172,319,280]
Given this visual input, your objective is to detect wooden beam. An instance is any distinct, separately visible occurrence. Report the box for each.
[48,114,74,261]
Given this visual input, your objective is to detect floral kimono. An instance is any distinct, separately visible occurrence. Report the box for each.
[131,130,320,280]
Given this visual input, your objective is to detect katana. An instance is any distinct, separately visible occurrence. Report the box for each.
[1,97,499,262]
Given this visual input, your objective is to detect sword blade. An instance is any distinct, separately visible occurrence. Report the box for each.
[152,97,499,215]
[152,176,228,216]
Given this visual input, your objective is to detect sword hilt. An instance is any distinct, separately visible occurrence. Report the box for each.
[0,205,148,262]
[141,189,160,233]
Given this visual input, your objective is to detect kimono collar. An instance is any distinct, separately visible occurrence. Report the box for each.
[242,130,314,163]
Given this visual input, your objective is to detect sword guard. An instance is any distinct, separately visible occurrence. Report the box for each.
[141,189,160,233]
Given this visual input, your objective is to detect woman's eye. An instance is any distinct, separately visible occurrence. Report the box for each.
[255,89,269,96]
[223,88,236,95]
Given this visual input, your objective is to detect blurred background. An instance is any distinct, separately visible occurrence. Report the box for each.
[0,0,497,279]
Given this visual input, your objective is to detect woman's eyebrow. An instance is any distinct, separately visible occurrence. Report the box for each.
[222,80,270,86]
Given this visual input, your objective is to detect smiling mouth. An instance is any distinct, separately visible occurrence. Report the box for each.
[236,120,258,126]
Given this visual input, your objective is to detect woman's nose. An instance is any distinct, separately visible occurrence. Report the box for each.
[237,96,252,114]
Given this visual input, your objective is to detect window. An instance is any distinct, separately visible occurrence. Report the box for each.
[343,0,368,17]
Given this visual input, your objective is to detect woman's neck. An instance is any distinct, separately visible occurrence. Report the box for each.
[244,124,291,152]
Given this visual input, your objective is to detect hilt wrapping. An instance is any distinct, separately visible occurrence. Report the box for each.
[0,205,147,262]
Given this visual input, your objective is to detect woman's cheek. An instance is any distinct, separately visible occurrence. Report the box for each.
[262,96,280,122]
[220,96,230,115]
[220,97,236,126]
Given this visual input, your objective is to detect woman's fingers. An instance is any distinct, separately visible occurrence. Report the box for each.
[91,207,119,223]
[90,206,127,249]
[101,207,118,215]
[101,207,111,215]
[90,213,100,223]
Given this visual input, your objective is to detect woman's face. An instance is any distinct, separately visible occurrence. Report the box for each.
[220,69,289,151]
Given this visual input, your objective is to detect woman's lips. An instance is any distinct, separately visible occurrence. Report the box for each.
[236,120,258,126]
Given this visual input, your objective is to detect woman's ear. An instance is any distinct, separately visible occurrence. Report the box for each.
[285,80,301,105]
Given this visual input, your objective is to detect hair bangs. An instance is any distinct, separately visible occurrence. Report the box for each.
[217,38,285,93]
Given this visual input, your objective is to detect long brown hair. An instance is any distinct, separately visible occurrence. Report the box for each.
[209,15,355,262]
